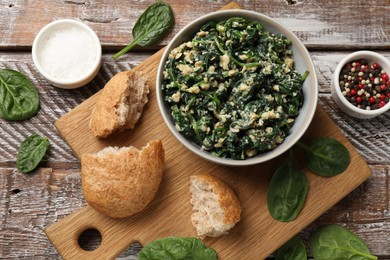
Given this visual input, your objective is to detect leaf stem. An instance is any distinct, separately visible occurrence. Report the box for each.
[189,114,202,144]
[297,140,346,166]
[112,37,140,59]
[288,148,294,162]
[321,246,378,260]
[301,70,309,81]
[296,141,310,151]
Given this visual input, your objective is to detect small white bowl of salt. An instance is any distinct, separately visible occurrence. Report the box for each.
[32,19,102,89]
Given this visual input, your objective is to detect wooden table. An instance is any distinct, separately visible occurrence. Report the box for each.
[1,1,389,259]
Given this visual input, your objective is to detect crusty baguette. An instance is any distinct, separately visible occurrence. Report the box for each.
[189,174,241,238]
[81,140,164,218]
[90,70,150,138]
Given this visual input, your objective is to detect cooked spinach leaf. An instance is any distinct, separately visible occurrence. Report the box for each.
[310,224,377,260]
[16,134,50,173]
[113,2,174,59]
[276,237,307,260]
[137,236,218,260]
[267,152,309,222]
[297,138,350,176]
[0,69,40,121]
[162,17,305,159]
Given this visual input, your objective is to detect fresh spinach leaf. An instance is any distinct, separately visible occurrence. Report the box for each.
[297,138,350,177]
[0,69,40,121]
[267,153,309,222]
[310,224,377,260]
[16,134,50,173]
[137,236,217,260]
[113,2,174,59]
[276,237,307,260]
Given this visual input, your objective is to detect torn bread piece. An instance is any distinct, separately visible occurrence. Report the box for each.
[190,174,241,238]
[90,70,150,138]
[81,140,164,218]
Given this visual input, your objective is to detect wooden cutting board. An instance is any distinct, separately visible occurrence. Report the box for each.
[45,2,371,259]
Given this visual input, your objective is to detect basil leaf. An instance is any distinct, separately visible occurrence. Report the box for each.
[113,2,174,59]
[0,69,40,121]
[310,224,378,260]
[298,138,350,177]
[16,134,50,173]
[137,237,217,260]
[267,161,309,222]
[276,237,307,260]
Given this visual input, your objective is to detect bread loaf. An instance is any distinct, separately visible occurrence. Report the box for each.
[189,174,241,238]
[90,70,150,138]
[81,140,164,218]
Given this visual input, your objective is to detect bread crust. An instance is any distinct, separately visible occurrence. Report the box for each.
[90,70,150,138]
[81,140,164,218]
[192,174,241,225]
[190,174,241,237]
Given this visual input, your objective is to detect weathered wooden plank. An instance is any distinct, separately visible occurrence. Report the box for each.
[316,165,389,223]
[0,53,144,163]
[2,52,390,165]
[1,51,389,258]
[0,167,143,259]
[0,164,388,258]
[321,94,390,162]
[0,0,389,50]
[1,1,388,258]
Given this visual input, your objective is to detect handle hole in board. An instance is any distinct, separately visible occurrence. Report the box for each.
[78,228,102,251]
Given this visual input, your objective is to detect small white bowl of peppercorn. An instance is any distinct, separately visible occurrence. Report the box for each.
[331,51,390,119]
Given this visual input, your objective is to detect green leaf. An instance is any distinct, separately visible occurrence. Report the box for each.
[298,138,350,177]
[16,134,50,173]
[137,237,218,260]
[276,237,307,260]
[0,69,40,121]
[113,2,174,59]
[310,224,378,260]
[267,159,309,222]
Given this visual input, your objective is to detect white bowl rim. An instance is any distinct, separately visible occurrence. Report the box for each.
[32,19,102,87]
[332,50,390,116]
[157,9,318,166]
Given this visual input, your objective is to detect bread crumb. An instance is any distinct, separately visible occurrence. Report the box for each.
[189,174,241,238]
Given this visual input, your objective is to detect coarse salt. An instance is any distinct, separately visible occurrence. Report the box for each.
[37,26,97,81]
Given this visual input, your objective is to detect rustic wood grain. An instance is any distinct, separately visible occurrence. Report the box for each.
[2,52,390,164]
[47,101,373,259]
[45,9,373,256]
[1,51,390,258]
[0,167,142,259]
[1,0,390,257]
[0,164,388,259]
[0,0,389,50]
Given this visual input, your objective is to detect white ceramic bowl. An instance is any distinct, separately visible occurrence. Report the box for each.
[32,19,102,89]
[331,51,390,119]
[157,10,318,166]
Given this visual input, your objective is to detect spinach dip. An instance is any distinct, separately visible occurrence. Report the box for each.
[162,17,306,160]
